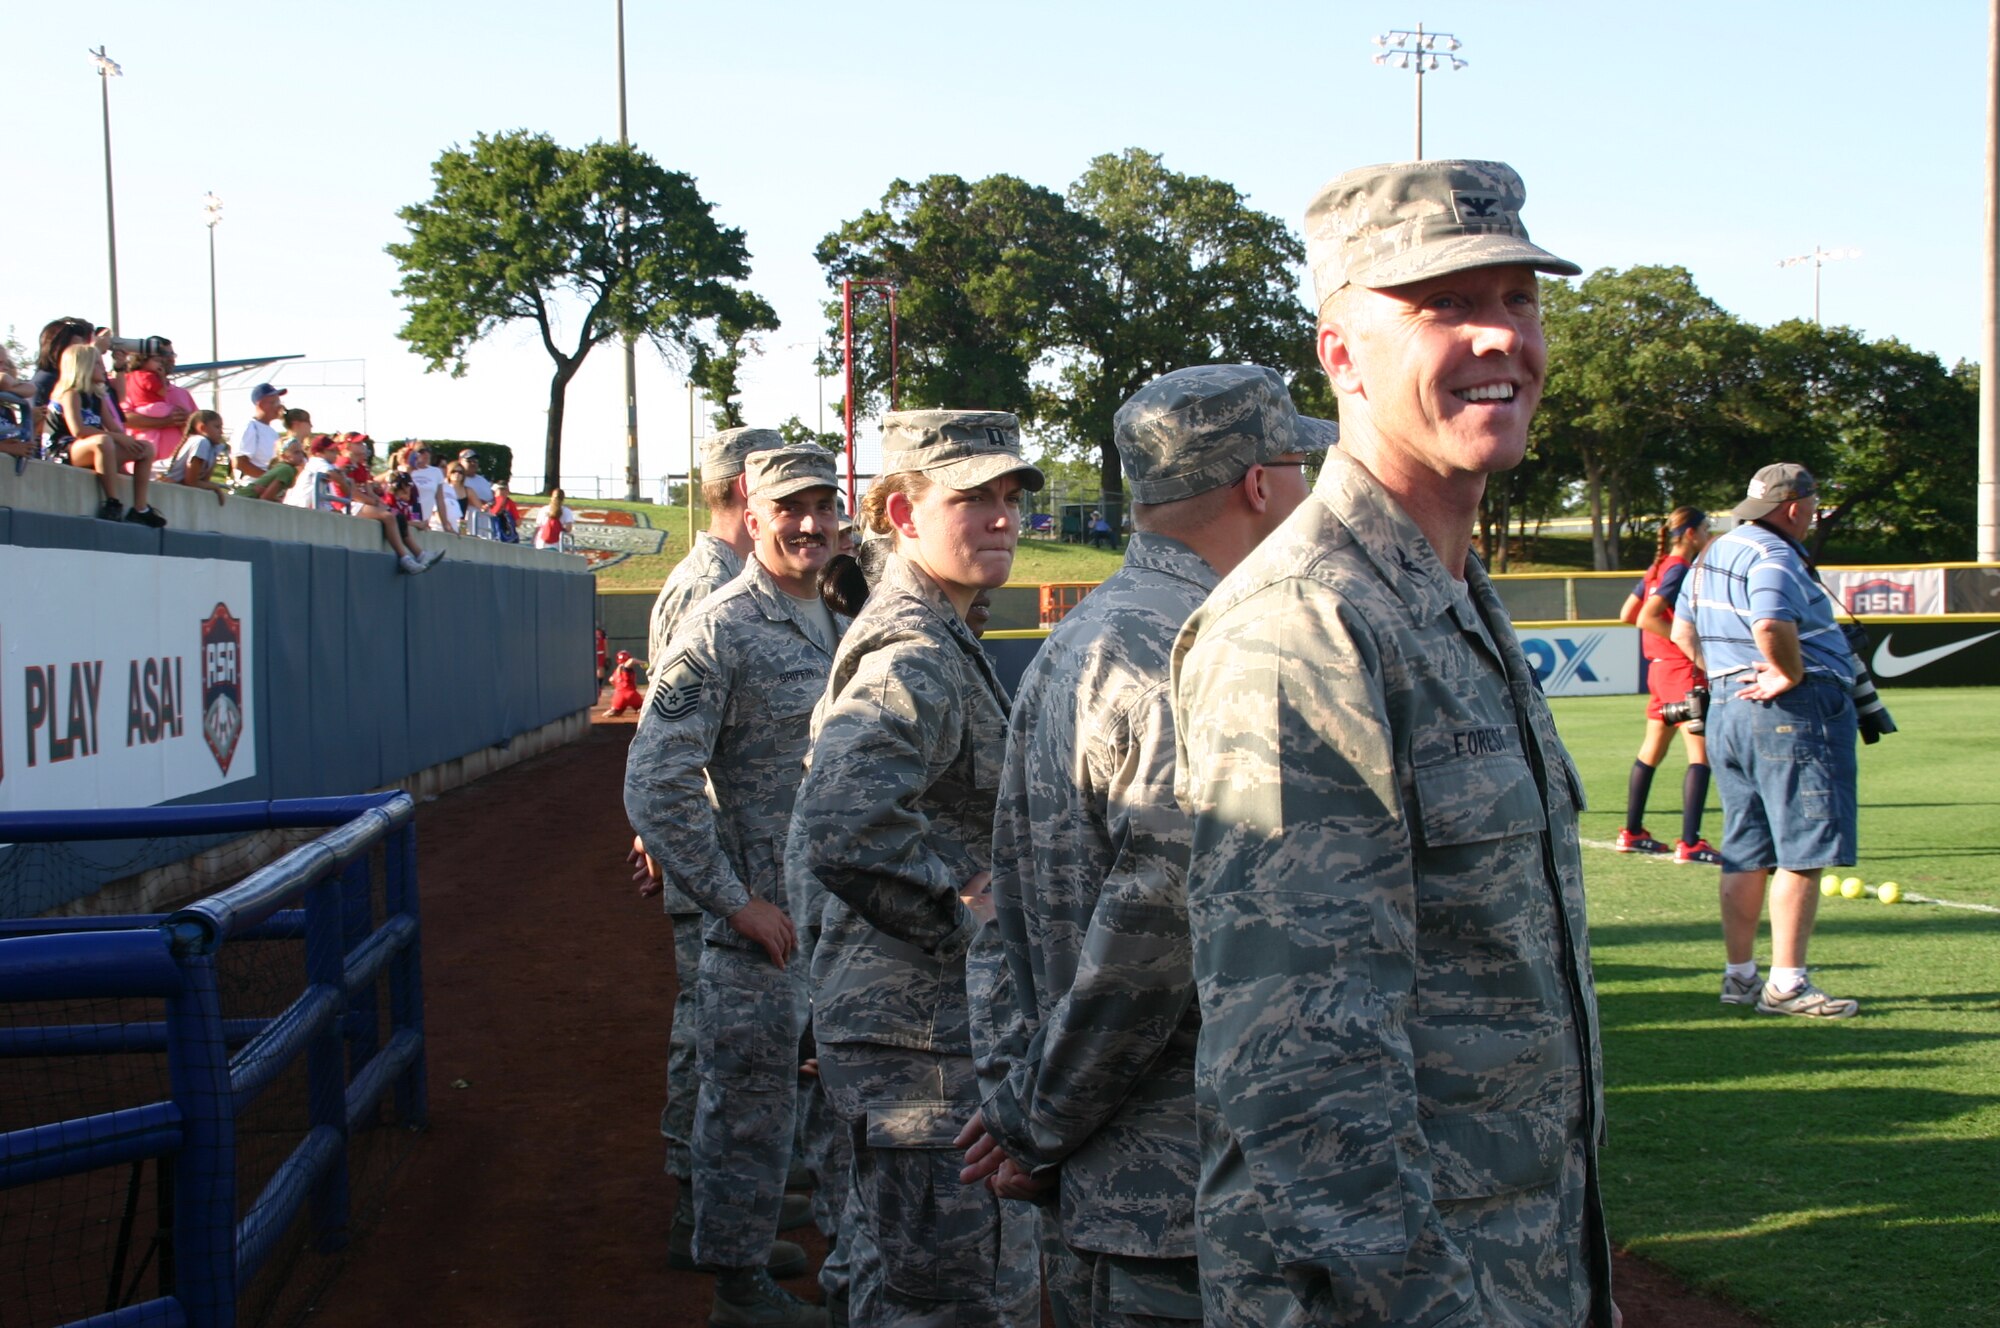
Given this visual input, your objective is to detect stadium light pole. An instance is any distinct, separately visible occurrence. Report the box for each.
[202,192,223,412]
[1980,0,1999,562]
[840,279,900,517]
[616,0,641,502]
[1372,23,1465,159]
[1776,246,1861,325]
[90,47,123,335]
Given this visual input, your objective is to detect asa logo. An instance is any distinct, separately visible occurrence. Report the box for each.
[200,603,244,776]
[1521,635,1601,689]
[1844,579,1915,615]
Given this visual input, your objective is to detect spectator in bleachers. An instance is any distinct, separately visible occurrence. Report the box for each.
[533,487,574,549]
[0,343,34,456]
[490,480,522,542]
[31,317,98,448]
[120,343,194,469]
[373,469,446,575]
[458,449,495,537]
[404,443,460,532]
[284,435,346,512]
[162,409,229,501]
[237,435,302,501]
[445,459,475,533]
[51,343,165,526]
[281,407,314,461]
[232,383,287,481]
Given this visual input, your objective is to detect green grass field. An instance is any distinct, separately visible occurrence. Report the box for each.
[1551,688,1999,1327]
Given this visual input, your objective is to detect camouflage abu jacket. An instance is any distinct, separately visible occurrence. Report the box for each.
[641,531,745,915]
[972,532,1213,1260]
[625,555,839,955]
[1171,450,1613,1328]
[790,551,1010,1054]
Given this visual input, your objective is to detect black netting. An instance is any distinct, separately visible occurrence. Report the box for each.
[1,828,422,1328]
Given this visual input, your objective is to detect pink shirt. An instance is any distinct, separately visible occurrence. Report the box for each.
[126,379,198,464]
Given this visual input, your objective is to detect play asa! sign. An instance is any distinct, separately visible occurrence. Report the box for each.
[0,548,256,811]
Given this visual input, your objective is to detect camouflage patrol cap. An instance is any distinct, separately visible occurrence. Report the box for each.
[1306,159,1580,313]
[879,410,1045,491]
[703,426,783,482]
[745,444,839,502]
[1114,364,1339,504]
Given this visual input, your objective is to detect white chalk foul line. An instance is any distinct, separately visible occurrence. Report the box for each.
[1579,838,2000,914]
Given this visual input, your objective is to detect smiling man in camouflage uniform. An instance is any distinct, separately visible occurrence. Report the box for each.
[636,424,777,1270]
[1171,161,1617,1326]
[964,364,1327,1328]
[626,444,846,1328]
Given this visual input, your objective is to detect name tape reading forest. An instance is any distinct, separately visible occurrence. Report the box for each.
[0,548,257,812]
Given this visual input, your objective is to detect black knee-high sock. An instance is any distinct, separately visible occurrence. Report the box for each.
[1626,760,1657,834]
[1682,763,1711,845]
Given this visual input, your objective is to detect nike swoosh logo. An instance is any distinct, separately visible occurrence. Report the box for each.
[1872,630,2000,679]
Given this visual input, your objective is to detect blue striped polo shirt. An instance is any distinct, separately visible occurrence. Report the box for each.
[1683,522,1855,688]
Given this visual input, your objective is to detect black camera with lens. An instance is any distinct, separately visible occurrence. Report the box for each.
[1839,622,1898,744]
[107,334,171,359]
[1660,684,1709,733]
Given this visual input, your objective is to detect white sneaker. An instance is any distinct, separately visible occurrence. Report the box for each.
[399,555,423,575]
[1720,971,1761,1006]
[419,547,447,569]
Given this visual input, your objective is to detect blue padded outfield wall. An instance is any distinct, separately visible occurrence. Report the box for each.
[0,476,595,916]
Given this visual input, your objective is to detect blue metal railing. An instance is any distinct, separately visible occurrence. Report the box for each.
[0,794,426,1328]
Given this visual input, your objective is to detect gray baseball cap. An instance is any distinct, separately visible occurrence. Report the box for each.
[746,445,839,502]
[704,426,783,482]
[879,410,1045,492]
[1306,159,1580,314]
[1731,462,1819,520]
[1114,365,1338,504]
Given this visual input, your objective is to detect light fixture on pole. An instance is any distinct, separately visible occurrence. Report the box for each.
[616,0,641,501]
[202,192,223,412]
[1372,23,1465,159]
[90,46,124,335]
[1776,246,1861,325]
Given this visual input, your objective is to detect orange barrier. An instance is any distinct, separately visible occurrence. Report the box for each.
[1040,583,1093,627]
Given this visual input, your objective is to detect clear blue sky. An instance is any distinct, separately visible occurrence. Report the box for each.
[7,1,1989,495]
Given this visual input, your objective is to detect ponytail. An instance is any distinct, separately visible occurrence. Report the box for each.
[1651,505,1706,574]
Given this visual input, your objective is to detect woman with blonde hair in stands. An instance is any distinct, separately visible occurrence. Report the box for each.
[52,343,165,526]
[788,410,1043,1328]
[1616,505,1720,864]
[534,487,575,549]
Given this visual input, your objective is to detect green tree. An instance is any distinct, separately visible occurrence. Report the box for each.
[815,173,1095,422]
[1535,266,1761,568]
[1041,149,1318,502]
[1754,321,1977,560]
[387,130,776,489]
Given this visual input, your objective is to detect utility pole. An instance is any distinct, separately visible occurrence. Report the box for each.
[1982,0,2000,561]
[1372,24,1465,159]
[1777,246,1861,325]
[616,0,641,501]
[203,193,223,412]
[91,47,123,334]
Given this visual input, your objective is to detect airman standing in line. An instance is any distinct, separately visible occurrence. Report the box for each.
[627,445,845,1327]
[631,427,810,1275]
[1172,161,1618,1326]
[788,412,1044,1328]
[962,364,1327,1327]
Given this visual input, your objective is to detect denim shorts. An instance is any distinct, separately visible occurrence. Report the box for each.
[1708,677,1858,873]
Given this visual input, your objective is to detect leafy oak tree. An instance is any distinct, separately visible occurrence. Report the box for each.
[1041,149,1318,502]
[816,173,1096,422]
[1534,266,1761,568]
[387,130,775,488]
